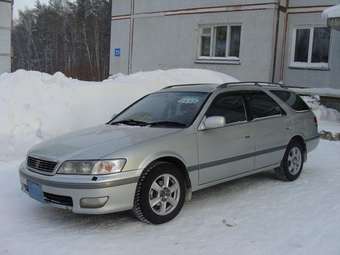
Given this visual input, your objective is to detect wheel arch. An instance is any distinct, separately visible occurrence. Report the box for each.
[289,135,306,152]
[288,135,307,160]
[139,155,192,201]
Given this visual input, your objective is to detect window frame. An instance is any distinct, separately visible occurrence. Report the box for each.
[290,25,331,70]
[197,24,242,63]
[243,91,286,121]
[204,92,249,127]
[269,90,310,113]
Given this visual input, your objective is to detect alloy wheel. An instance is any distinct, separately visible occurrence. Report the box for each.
[148,174,181,216]
[287,146,302,175]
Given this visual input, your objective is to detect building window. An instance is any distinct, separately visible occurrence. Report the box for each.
[291,26,331,69]
[198,25,242,62]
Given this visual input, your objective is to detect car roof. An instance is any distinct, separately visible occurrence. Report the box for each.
[160,82,289,93]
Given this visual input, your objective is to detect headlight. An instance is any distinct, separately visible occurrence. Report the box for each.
[57,159,126,175]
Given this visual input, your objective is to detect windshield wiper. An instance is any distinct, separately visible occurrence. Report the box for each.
[110,119,149,126]
[111,119,187,128]
[149,121,187,128]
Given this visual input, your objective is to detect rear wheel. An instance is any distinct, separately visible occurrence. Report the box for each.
[275,141,304,181]
[133,161,186,224]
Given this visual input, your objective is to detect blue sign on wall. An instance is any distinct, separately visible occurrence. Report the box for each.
[114,48,121,57]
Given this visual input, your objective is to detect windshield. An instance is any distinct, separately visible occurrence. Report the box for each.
[110,92,209,128]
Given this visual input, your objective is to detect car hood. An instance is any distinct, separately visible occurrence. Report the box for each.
[28,125,181,161]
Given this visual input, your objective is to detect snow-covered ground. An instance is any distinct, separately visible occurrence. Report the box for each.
[1,133,340,255]
[1,69,340,254]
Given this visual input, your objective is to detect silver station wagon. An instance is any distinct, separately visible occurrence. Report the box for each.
[19,82,320,224]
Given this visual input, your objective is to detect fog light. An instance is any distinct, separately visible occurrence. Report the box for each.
[80,197,109,209]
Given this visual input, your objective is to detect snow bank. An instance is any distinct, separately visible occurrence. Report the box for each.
[0,69,238,161]
[302,96,340,138]
[302,96,340,122]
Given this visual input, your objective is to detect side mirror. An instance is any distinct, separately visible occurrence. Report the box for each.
[200,116,226,130]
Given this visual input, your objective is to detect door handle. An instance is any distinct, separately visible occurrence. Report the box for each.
[244,135,251,139]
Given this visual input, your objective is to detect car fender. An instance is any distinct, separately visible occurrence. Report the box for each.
[138,151,189,171]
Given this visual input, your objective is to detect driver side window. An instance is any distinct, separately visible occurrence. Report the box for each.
[206,94,247,124]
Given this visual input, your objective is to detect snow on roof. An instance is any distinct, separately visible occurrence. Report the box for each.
[322,4,340,19]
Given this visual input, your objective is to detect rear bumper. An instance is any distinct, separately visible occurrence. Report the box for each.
[19,163,141,214]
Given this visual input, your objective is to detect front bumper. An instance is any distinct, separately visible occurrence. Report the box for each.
[19,163,141,214]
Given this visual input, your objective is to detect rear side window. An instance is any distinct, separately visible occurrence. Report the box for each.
[270,90,310,111]
[245,91,283,119]
[206,94,246,124]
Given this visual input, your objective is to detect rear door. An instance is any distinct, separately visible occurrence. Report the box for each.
[197,92,255,185]
[244,91,289,169]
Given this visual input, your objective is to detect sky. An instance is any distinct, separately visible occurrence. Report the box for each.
[14,0,49,18]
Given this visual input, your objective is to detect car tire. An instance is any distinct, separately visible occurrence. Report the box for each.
[133,161,186,224]
[275,140,304,181]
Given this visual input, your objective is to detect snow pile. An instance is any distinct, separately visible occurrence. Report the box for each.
[106,68,235,85]
[302,96,340,139]
[320,130,340,141]
[302,96,340,122]
[322,4,340,19]
[0,69,238,161]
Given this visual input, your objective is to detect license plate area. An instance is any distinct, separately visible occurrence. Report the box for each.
[27,180,45,203]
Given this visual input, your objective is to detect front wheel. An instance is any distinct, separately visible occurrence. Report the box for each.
[275,141,304,181]
[133,161,186,224]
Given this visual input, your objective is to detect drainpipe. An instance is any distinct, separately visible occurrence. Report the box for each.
[271,1,281,82]
[11,0,13,72]
[128,0,135,74]
[279,0,289,82]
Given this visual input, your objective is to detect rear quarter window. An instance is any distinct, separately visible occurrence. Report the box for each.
[270,90,310,111]
[244,91,284,119]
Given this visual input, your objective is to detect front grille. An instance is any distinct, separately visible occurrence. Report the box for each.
[44,192,73,207]
[27,156,58,173]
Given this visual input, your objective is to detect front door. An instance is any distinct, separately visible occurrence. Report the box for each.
[198,93,255,185]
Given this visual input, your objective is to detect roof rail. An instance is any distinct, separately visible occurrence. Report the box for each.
[218,81,286,89]
[162,83,219,90]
